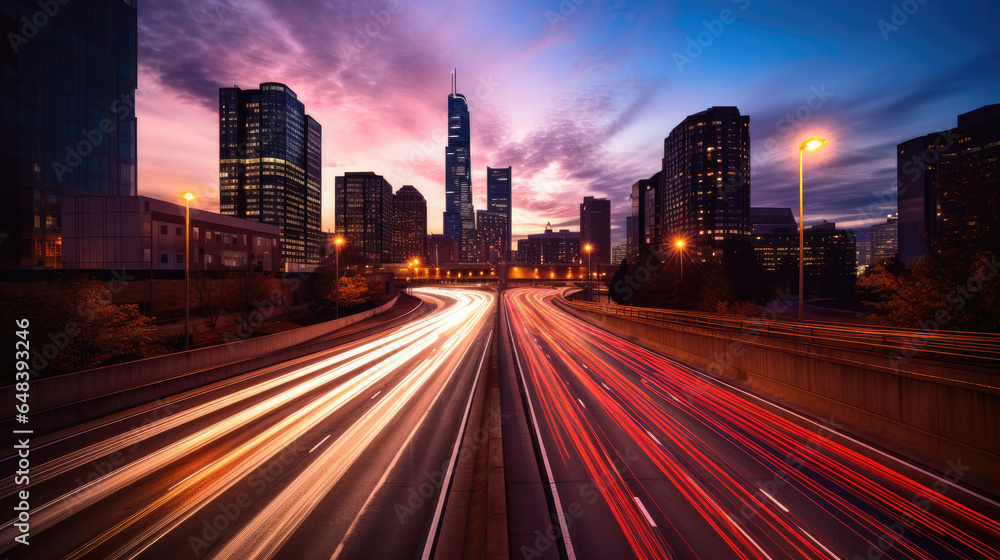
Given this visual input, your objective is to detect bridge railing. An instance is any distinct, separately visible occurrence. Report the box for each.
[560,297,1000,371]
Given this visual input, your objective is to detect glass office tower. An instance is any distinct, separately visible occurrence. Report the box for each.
[219,82,322,270]
[0,0,138,268]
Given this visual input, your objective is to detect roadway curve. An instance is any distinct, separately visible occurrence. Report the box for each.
[0,287,494,560]
[504,287,1000,560]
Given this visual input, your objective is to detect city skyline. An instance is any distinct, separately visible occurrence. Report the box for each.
[134,1,1000,245]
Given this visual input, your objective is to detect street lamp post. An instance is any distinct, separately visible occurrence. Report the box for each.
[675,239,685,280]
[584,244,593,302]
[798,138,828,320]
[334,236,344,320]
[410,259,420,296]
[182,192,194,351]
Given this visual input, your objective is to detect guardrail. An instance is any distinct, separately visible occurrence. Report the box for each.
[561,297,1000,370]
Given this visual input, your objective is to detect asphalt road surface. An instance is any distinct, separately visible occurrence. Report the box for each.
[504,287,1000,560]
[0,287,494,560]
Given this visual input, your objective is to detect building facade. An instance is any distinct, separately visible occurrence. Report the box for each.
[219,82,322,270]
[661,106,751,262]
[517,223,581,265]
[427,233,459,266]
[897,104,1000,263]
[61,195,281,272]
[391,185,427,263]
[870,214,898,265]
[444,70,476,262]
[486,166,512,261]
[1,0,138,268]
[580,196,611,265]
[334,172,393,265]
[476,210,507,265]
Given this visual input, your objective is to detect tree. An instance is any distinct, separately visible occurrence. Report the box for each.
[856,251,999,331]
[324,275,370,309]
[0,278,156,382]
[192,272,228,330]
[226,270,282,332]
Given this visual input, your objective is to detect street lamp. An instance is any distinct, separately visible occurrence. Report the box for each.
[674,238,686,280]
[334,236,345,319]
[584,244,593,302]
[409,258,420,295]
[182,192,194,351]
[798,138,828,320]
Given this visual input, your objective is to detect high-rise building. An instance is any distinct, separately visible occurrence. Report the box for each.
[627,171,661,256]
[897,104,1000,263]
[1,0,138,268]
[749,210,856,291]
[611,244,627,265]
[334,172,392,265]
[444,69,475,262]
[871,213,898,265]
[580,196,611,265]
[476,210,507,265]
[427,234,459,266]
[661,106,751,262]
[219,82,322,271]
[486,166,512,261]
[391,185,427,263]
[517,223,581,265]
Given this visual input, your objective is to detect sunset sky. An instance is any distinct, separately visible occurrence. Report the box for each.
[134,0,1000,244]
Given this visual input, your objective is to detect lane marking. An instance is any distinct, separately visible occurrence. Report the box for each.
[802,529,840,560]
[645,430,662,446]
[633,496,657,527]
[331,295,495,560]
[601,382,611,391]
[759,489,789,513]
[309,435,331,454]
[656,355,1000,510]
[420,330,494,560]
[577,398,587,409]
[506,301,578,560]
[370,390,381,400]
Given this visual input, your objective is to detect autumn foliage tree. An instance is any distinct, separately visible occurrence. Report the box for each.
[324,275,370,309]
[0,278,156,383]
[857,251,999,331]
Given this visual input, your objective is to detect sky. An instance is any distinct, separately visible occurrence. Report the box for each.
[134,0,1000,244]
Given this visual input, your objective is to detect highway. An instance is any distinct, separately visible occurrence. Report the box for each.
[0,287,494,560]
[504,287,1000,560]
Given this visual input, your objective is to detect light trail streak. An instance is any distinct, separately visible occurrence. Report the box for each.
[0,288,493,559]
[505,287,1000,560]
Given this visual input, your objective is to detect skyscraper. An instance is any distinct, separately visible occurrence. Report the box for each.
[334,172,393,265]
[897,104,1000,263]
[476,209,507,265]
[444,69,475,262]
[487,166,512,261]
[871,214,898,265]
[392,185,427,263]
[219,82,322,271]
[1,0,138,268]
[661,106,751,262]
[580,196,611,265]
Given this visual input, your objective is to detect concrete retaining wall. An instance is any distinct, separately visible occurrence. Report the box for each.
[562,302,1000,494]
[3,296,401,443]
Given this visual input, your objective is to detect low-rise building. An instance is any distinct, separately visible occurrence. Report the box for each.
[61,195,281,273]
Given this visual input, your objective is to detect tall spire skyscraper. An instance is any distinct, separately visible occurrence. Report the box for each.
[444,69,475,262]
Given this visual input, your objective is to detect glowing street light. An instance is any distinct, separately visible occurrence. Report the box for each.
[674,238,686,280]
[584,243,593,302]
[182,192,194,350]
[334,236,345,319]
[798,138,828,320]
